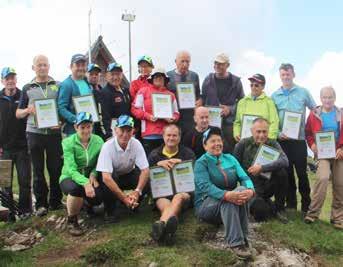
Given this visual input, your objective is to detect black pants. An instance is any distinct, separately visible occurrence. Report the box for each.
[100,168,148,215]
[279,140,311,212]
[0,149,32,214]
[60,178,103,206]
[142,138,163,156]
[250,168,288,221]
[27,132,63,209]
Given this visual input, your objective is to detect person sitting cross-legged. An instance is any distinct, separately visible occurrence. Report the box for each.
[148,124,195,245]
[233,118,289,223]
[59,112,104,236]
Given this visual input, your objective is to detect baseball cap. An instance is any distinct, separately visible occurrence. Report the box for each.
[87,63,101,73]
[1,67,16,79]
[107,62,123,72]
[202,127,222,144]
[214,53,230,64]
[75,112,93,125]
[138,55,154,67]
[71,54,87,64]
[116,115,134,128]
[248,74,266,85]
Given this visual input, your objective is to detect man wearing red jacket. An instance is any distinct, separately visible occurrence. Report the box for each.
[304,86,343,230]
[131,68,180,155]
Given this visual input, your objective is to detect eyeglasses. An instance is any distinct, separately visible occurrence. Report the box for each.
[250,83,261,88]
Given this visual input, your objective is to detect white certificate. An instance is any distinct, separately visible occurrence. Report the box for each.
[150,166,174,199]
[241,114,260,139]
[152,93,173,119]
[73,95,99,122]
[172,161,195,193]
[315,131,336,159]
[281,111,302,139]
[207,106,222,128]
[253,144,280,179]
[34,98,59,129]
[176,82,196,109]
[0,160,12,188]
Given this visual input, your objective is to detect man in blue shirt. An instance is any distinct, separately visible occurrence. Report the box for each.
[58,54,92,135]
[271,63,316,214]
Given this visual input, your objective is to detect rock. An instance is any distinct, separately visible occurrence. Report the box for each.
[47,214,57,223]
[148,262,158,267]
[3,244,30,251]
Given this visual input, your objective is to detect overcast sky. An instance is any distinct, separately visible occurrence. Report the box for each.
[1,0,343,106]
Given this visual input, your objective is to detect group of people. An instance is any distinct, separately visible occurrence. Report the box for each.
[0,50,342,259]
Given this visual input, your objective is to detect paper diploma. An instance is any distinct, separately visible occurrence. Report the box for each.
[172,161,195,193]
[207,106,222,128]
[152,93,173,119]
[281,111,302,139]
[150,167,174,198]
[176,82,196,109]
[34,98,59,129]
[241,114,260,139]
[315,131,336,159]
[73,95,100,122]
[253,144,280,179]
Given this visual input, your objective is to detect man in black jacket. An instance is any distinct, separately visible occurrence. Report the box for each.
[148,124,195,245]
[0,67,32,220]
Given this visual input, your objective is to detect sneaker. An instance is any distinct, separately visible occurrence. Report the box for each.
[332,222,343,230]
[36,207,48,217]
[164,216,178,246]
[231,245,252,260]
[304,215,316,224]
[67,215,84,236]
[275,211,289,224]
[151,220,166,242]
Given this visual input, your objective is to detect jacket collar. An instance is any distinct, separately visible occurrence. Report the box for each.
[247,92,266,100]
[0,88,21,100]
[30,76,56,86]
[313,105,341,122]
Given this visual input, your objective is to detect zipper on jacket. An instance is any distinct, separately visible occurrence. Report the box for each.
[216,157,229,187]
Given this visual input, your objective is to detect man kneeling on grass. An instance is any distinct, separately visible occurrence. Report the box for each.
[148,124,195,245]
[233,118,289,223]
[59,112,104,236]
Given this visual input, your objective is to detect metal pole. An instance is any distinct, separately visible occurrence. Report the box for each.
[88,8,92,64]
[128,21,132,82]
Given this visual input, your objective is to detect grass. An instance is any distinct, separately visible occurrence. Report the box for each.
[1,158,342,266]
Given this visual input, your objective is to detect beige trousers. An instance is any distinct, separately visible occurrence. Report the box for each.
[307,159,343,223]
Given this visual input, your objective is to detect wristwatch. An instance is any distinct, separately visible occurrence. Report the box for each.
[134,188,142,196]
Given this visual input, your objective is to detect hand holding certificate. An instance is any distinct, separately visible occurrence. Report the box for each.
[34,98,59,129]
[281,111,302,139]
[241,114,260,139]
[152,93,173,119]
[253,145,280,179]
[150,160,195,199]
[176,82,196,109]
[207,106,222,128]
[0,160,12,188]
[73,95,99,122]
[315,131,336,159]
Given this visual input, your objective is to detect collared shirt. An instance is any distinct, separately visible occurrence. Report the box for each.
[271,85,316,140]
[96,136,149,175]
[162,146,179,158]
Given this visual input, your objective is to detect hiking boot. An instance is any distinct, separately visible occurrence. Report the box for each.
[67,215,84,236]
[164,216,178,246]
[231,245,252,259]
[151,220,166,242]
[304,215,316,224]
[36,207,48,217]
[332,222,343,230]
[275,211,289,224]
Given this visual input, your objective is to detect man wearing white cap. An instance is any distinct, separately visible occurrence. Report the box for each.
[201,53,244,152]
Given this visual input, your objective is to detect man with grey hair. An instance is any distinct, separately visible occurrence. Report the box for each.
[167,51,201,135]
[17,55,63,217]
[201,52,244,153]
[233,118,289,222]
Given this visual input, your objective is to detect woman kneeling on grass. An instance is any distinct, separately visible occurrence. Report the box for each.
[59,112,104,236]
[304,86,343,229]
[194,127,255,259]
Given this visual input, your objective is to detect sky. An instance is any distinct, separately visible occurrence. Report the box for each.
[1,0,343,106]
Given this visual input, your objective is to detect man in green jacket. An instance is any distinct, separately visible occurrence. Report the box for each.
[59,112,104,236]
[233,74,279,140]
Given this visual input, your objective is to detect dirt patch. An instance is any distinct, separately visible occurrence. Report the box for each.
[205,223,319,267]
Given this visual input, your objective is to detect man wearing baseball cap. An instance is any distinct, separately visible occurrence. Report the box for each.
[101,62,131,139]
[201,53,245,152]
[58,53,93,135]
[87,63,106,140]
[96,115,150,222]
[233,73,279,140]
[0,67,32,221]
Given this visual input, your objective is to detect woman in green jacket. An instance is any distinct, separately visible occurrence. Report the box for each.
[194,127,255,259]
[59,112,104,236]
